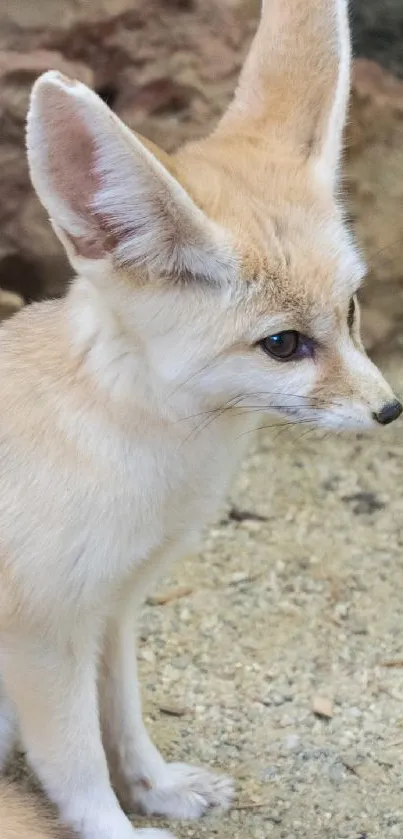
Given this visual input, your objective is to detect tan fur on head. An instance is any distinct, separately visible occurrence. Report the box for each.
[0,4,400,839]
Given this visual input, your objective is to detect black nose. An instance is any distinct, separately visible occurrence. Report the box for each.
[373,400,403,426]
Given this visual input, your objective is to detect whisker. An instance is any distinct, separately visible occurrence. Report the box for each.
[235,417,315,441]
[292,425,318,444]
[176,391,344,423]
[180,393,248,445]
[182,401,323,444]
[183,402,236,445]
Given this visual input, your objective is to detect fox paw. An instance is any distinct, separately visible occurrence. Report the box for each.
[128,763,234,820]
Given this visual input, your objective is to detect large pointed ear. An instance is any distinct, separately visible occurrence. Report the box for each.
[26,71,233,280]
[217,0,350,188]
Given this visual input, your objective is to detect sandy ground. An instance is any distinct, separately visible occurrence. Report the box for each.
[6,346,403,839]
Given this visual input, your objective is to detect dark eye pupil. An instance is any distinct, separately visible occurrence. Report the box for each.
[262,330,299,359]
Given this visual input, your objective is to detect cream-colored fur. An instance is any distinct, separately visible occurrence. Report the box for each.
[0,1,401,838]
[0,781,62,839]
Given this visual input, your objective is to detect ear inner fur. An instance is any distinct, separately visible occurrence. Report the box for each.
[26,72,234,283]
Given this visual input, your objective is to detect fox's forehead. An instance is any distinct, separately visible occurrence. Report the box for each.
[241,211,364,320]
[237,221,364,343]
[176,145,365,316]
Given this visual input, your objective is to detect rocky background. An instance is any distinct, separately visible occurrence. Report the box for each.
[0,0,402,359]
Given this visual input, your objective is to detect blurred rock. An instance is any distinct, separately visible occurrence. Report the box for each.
[351,0,403,79]
[0,0,248,308]
[346,59,403,352]
[0,48,94,303]
[0,0,135,32]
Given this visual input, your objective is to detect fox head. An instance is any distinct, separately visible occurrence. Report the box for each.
[26,0,402,431]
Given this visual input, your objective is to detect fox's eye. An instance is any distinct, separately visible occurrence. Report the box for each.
[347,297,355,331]
[260,330,301,360]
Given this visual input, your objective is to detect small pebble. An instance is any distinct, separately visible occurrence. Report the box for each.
[284,733,300,751]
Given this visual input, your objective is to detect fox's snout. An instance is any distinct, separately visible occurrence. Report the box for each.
[309,338,402,431]
[344,349,402,429]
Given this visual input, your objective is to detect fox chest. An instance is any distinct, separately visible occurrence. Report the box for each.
[0,413,254,623]
[87,414,252,578]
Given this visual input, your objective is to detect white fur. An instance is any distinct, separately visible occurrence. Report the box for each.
[316,0,351,184]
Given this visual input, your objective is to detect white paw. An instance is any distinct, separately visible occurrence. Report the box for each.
[130,763,234,820]
[61,801,175,839]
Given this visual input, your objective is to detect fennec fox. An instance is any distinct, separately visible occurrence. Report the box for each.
[0,1,401,838]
